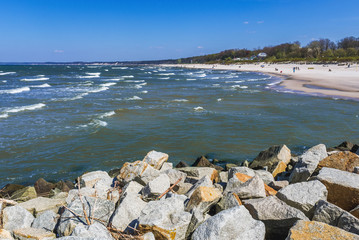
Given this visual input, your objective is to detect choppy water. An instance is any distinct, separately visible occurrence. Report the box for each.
[0,65,358,186]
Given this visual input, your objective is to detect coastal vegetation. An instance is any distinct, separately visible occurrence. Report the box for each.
[178,36,359,64]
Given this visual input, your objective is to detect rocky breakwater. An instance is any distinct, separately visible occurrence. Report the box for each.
[0,144,359,240]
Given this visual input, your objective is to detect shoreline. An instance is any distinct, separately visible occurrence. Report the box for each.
[162,63,359,101]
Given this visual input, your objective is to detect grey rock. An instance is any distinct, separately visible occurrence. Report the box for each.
[269,180,289,191]
[117,161,160,184]
[186,209,211,239]
[255,170,275,185]
[354,167,359,174]
[121,181,143,197]
[215,192,242,213]
[244,196,309,240]
[228,167,255,180]
[192,206,265,240]
[143,232,155,240]
[160,162,173,172]
[66,187,97,205]
[110,193,147,231]
[3,205,34,231]
[177,167,217,181]
[338,212,359,235]
[176,182,193,195]
[32,210,58,232]
[19,197,65,216]
[249,145,291,172]
[57,196,115,236]
[277,180,328,218]
[163,169,187,185]
[70,222,113,240]
[143,150,169,170]
[225,175,266,199]
[12,227,56,240]
[142,174,170,199]
[219,171,228,183]
[289,144,328,183]
[186,176,213,198]
[138,196,192,240]
[80,170,112,188]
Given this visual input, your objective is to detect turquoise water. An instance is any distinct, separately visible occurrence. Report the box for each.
[0,65,358,186]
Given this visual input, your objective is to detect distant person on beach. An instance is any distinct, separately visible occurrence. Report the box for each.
[293,67,295,73]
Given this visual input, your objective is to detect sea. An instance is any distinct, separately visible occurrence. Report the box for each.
[0,65,358,186]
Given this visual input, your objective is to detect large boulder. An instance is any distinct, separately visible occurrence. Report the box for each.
[34,178,56,197]
[32,210,58,232]
[185,176,213,198]
[191,206,266,240]
[110,193,147,231]
[138,196,192,240]
[289,144,328,183]
[0,184,25,198]
[177,167,219,182]
[215,192,242,213]
[2,205,34,231]
[120,181,143,197]
[66,187,97,205]
[317,151,359,173]
[57,196,115,236]
[285,220,359,240]
[276,180,328,218]
[255,170,275,185]
[80,170,112,188]
[186,186,222,213]
[244,196,309,240]
[192,156,223,171]
[117,161,160,184]
[70,222,113,240]
[162,169,187,185]
[316,167,359,211]
[10,186,37,202]
[312,200,359,235]
[228,167,255,179]
[19,197,65,216]
[249,145,291,176]
[225,175,266,199]
[12,227,56,240]
[143,150,169,170]
[142,174,170,200]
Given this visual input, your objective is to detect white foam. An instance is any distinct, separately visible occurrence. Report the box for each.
[217,98,222,101]
[112,67,128,70]
[126,96,142,101]
[100,82,116,87]
[225,80,244,83]
[60,93,89,101]
[37,75,45,77]
[194,106,205,112]
[30,83,51,88]
[104,69,109,72]
[106,78,123,81]
[267,81,282,86]
[4,103,46,113]
[172,99,188,102]
[98,111,116,119]
[197,73,206,77]
[212,84,220,87]
[78,72,101,78]
[141,90,148,94]
[123,75,134,78]
[0,87,30,94]
[187,78,196,81]
[124,80,145,83]
[0,113,9,119]
[92,119,108,127]
[159,77,170,80]
[21,77,49,81]
[2,81,7,83]
[88,87,109,93]
[231,85,248,89]
[211,77,220,79]
[134,84,143,89]
[158,73,175,76]
[0,72,16,76]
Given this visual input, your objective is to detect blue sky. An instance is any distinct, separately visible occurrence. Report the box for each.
[0,0,358,62]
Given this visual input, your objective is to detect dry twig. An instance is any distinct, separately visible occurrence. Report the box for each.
[156,177,182,200]
[77,177,91,225]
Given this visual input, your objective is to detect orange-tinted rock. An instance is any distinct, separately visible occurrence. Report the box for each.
[186,186,222,211]
[235,172,277,196]
[286,220,359,240]
[264,184,277,196]
[232,192,242,205]
[272,161,287,178]
[318,151,359,173]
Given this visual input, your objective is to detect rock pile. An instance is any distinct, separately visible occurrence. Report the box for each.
[1,144,359,240]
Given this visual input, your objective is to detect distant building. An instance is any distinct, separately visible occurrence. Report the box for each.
[258,52,268,58]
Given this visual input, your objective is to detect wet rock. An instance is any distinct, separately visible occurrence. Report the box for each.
[19,197,65,216]
[138,196,192,240]
[192,206,265,240]
[225,175,266,199]
[178,167,219,182]
[192,156,223,171]
[285,220,359,240]
[269,180,289,191]
[0,184,25,198]
[186,186,222,213]
[80,170,112,188]
[32,210,58,232]
[244,196,309,240]
[142,174,170,200]
[12,227,56,240]
[117,161,160,184]
[10,186,37,202]
[317,151,359,173]
[316,167,359,211]
[143,150,169,170]
[57,196,115,236]
[110,193,147,231]
[329,141,359,153]
[289,144,328,183]
[225,163,238,171]
[277,180,328,218]
[34,178,56,197]
[70,222,113,240]
[249,145,291,176]
[55,181,72,193]
[185,176,213,198]
[175,161,189,168]
[3,205,34,231]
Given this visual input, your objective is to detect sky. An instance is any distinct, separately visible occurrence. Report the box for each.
[0,0,358,62]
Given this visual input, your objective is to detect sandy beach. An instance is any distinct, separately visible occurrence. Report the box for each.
[163,63,359,100]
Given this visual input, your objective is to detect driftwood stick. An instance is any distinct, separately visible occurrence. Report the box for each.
[77,177,91,225]
[156,177,182,200]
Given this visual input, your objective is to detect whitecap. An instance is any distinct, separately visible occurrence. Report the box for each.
[187,78,196,81]
[30,83,51,88]
[124,80,145,83]
[112,67,128,70]
[194,106,205,112]
[217,98,222,101]
[0,113,9,119]
[212,84,220,87]
[211,77,220,79]
[92,119,108,127]
[158,73,175,76]
[267,81,282,86]
[225,80,244,83]
[98,111,116,119]
[123,75,134,78]
[2,81,7,83]
[106,78,123,81]
[4,103,46,113]
[78,72,101,78]
[104,69,109,72]
[141,90,148,94]
[37,75,45,77]
[58,93,89,101]
[126,96,142,101]
[0,87,30,94]
[172,99,188,102]
[88,87,109,93]
[159,77,170,80]
[197,73,206,77]
[21,77,49,81]
[100,82,116,87]
[231,85,248,89]
[0,72,16,76]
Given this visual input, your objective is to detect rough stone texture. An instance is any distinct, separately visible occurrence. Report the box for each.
[70,222,113,240]
[285,220,359,240]
[255,170,275,184]
[192,156,223,171]
[350,205,359,219]
[312,200,359,235]
[244,196,309,240]
[272,161,288,178]
[316,167,359,211]
[289,144,328,183]
[111,193,147,231]
[66,187,97,205]
[55,180,73,193]
[34,178,56,197]
[185,209,211,239]
[219,171,228,183]
[93,178,119,203]
[138,196,192,240]
[0,229,13,240]
[228,167,255,180]
[143,150,169,170]
[269,180,289,191]
[19,197,65,216]
[277,180,328,218]
[57,196,115,236]
[0,184,25,198]
[175,161,189,168]
[215,192,242,213]
[142,174,170,199]
[3,205,35,231]
[160,162,173,172]
[176,182,193,195]
[249,145,291,174]
[225,175,266,199]
[32,210,58,232]
[317,151,359,173]
[354,166,359,174]
[162,169,187,185]
[186,186,222,213]
[177,167,219,182]
[185,176,213,198]
[80,170,112,188]
[12,227,56,240]
[143,232,155,240]
[121,181,143,197]
[192,206,265,240]
[117,161,160,184]
[11,186,37,202]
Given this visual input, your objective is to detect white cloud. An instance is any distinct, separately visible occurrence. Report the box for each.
[257,21,264,24]
[243,21,249,24]
[54,50,64,53]
[197,46,203,49]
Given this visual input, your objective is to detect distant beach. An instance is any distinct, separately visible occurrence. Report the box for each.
[164,63,359,100]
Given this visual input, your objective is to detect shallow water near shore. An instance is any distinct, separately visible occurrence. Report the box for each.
[0,65,358,186]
